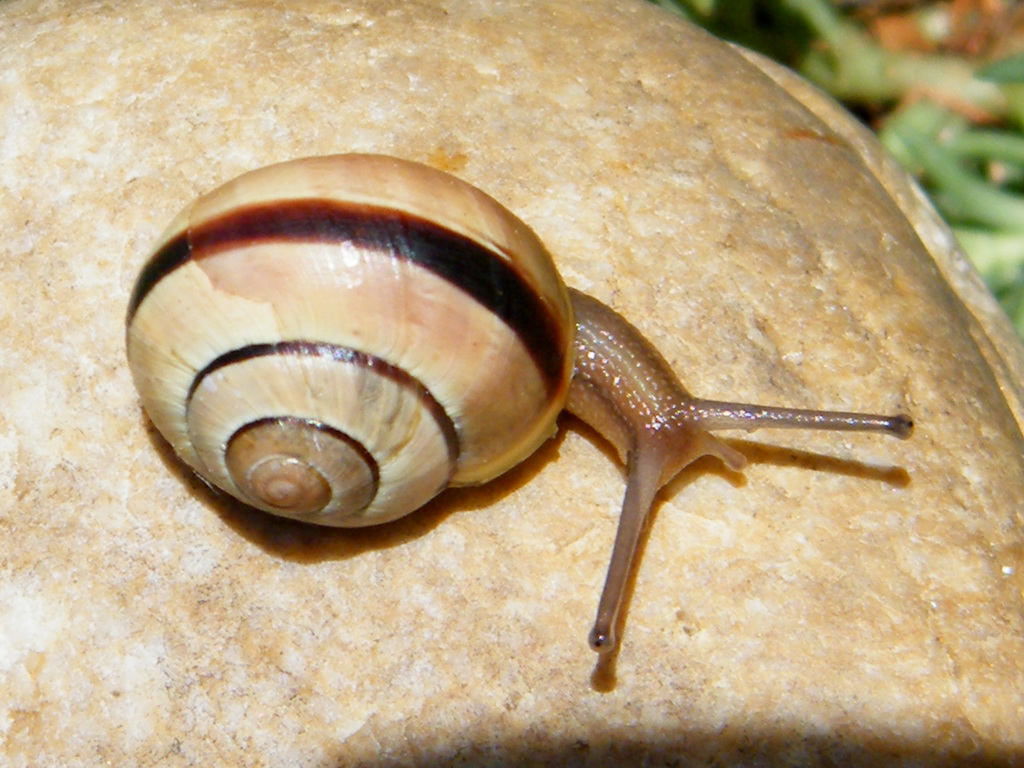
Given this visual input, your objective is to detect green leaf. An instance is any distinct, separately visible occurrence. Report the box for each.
[978,54,1024,84]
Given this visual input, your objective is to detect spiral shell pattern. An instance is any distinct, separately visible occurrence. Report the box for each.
[126,155,573,526]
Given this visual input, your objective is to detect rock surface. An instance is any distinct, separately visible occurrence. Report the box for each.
[0,0,1021,766]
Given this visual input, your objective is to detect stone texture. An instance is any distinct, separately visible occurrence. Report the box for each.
[0,0,1022,766]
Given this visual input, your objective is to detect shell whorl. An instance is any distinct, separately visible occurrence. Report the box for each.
[126,154,574,526]
[225,416,377,516]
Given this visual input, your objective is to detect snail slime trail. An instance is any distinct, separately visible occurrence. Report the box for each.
[126,153,913,657]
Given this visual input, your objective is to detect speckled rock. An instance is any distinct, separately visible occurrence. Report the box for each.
[0,1,1021,766]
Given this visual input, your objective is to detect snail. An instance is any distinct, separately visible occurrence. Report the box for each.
[126,154,912,655]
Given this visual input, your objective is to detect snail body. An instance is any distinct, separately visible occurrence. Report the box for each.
[127,154,911,654]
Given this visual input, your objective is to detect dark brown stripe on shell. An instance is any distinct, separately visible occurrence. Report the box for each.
[187,341,460,470]
[126,231,190,321]
[126,200,567,394]
[227,414,381,508]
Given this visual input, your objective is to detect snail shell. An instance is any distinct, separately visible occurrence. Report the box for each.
[126,154,573,526]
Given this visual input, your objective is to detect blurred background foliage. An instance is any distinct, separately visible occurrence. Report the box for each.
[652,0,1024,335]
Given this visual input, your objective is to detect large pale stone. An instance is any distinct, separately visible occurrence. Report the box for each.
[1,0,1021,765]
